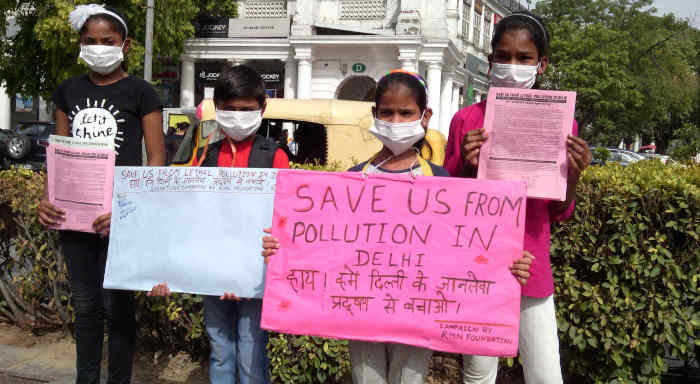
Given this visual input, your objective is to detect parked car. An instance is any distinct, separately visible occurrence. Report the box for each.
[0,121,56,170]
[171,98,446,168]
[591,147,645,166]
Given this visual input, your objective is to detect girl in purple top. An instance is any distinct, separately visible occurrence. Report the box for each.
[444,12,592,384]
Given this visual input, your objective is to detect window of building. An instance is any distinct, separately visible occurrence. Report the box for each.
[462,0,471,43]
[245,0,287,18]
[473,1,483,49]
[340,0,387,20]
[483,7,492,51]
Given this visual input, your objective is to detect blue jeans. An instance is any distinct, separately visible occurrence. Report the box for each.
[203,296,269,384]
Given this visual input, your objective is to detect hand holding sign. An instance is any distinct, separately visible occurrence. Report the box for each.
[262,170,527,357]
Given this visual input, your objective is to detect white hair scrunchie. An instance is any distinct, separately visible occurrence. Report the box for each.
[69,3,128,37]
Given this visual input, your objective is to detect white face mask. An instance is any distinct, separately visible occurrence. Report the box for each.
[216,110,263,141]
[489,62,540,89]
[79,44,124,75]
[370,113,426,156]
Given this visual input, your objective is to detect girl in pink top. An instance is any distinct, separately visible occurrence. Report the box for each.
[444,12,591,384]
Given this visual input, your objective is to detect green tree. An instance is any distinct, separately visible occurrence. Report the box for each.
[542,20,643,143]
[0,0,237,100]
[534,0,699,151]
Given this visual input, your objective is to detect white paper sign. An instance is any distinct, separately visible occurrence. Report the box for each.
[104,166,278,298]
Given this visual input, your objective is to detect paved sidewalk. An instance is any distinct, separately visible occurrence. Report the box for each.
[0,338,75,383]
[0,325,208,384]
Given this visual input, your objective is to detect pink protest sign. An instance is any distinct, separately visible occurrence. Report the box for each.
[261,170,527,356]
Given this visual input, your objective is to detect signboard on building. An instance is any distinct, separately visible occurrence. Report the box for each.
[229,18,291,38]
[197,67,221,85]
[194,16,229,38]
[352,63,367,73]
[261,72,281,83]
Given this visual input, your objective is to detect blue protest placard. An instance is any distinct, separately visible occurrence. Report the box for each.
[104,166,277,298]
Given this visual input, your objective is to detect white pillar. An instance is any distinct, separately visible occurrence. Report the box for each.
[451,84,461,117]
[296,59,312,99]
[295,46,313,99]
[180,56,195,107]
[398,45,420,73]
[283,57,297,135]
[284,58,297,99]
[440,70,454,138]
[399,58,416,73]
[227,58,246,67]
[425,61,442,132]
[0,84,11,129]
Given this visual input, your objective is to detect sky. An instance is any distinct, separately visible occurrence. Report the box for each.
[651,0,700,28]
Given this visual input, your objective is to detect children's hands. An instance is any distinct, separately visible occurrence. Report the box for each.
[566,135,591,181]
[461,128,489,169]
[148,283,171,297]
[38,199,65,228]
[262,227,280,264]
[92,212,112,237]
[221,292,240,301]
[510,250,535,286]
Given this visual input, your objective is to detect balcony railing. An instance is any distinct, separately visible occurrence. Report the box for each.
[339,0,386,20]
[245,0,287,18]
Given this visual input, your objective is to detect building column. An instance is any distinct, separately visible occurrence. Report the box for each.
[283,56,297,135]
[440,69,454,138]
[284,57,297,100]
[398,45,420,73]
[180,56,195,107]
[399,58,416,73]
[425,61,442,132]
[452,84,461,117]
[0,84,11,129]
[227,57,249,68]
[295,46,313,99]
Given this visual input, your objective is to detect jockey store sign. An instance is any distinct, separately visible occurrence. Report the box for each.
[194,17,229,38]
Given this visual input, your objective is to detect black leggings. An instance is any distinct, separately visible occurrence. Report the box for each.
[61,231,135,384]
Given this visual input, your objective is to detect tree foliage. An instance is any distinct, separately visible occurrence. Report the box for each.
[535,0,700,154]
[0,0,237,100]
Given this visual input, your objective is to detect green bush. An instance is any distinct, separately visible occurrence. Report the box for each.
[593,147,611,163]
[1,162,698,383]
[0,168,71,332]
[268,334,350,383]
[552,161,699,383]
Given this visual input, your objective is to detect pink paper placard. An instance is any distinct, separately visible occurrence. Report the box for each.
[47,141,115,233]
[477,87,576,201]
[261,170,527,356]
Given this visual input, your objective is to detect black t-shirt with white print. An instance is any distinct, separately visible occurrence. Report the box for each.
[53,75,162,166]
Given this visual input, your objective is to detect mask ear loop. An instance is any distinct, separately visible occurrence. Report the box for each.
[362,153,394,179]
[409,147,421,182]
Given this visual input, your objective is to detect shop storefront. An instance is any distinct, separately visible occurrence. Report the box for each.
[192,60,284,106]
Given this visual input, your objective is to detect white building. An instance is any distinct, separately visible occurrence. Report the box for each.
[462,0,527,104]
[179,0,527,137]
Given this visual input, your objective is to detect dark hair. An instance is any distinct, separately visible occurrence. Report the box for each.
[214,65,266,107]
[79,7,128,41]
[491,12,549,59]
[375,72,428,112]
[374,71,430,152]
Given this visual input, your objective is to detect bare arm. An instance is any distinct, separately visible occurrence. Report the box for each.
[38,108,71,227]
[142,110,165,166]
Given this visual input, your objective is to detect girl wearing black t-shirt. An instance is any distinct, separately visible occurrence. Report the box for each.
[37,4,164,383]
